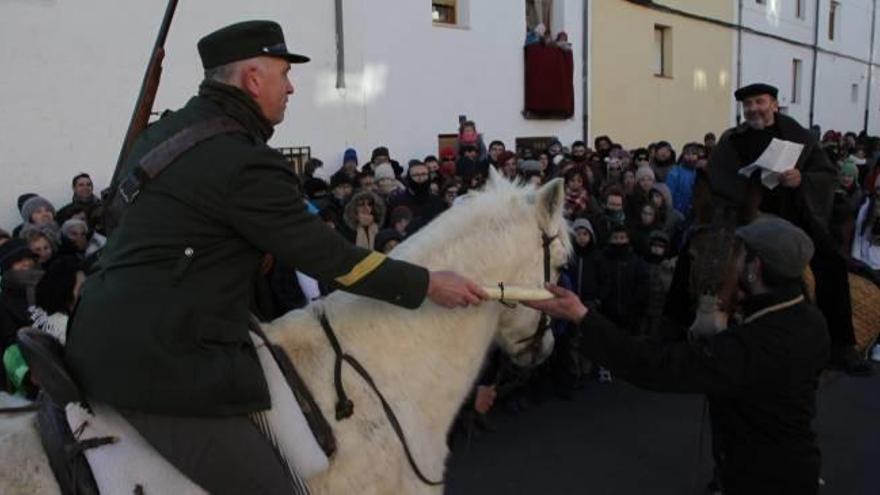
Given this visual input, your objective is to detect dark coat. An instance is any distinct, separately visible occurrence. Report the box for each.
[564,241,601,304]
[595,245,649,332]
[66,85,429,417]
[707,113,837,230]
[579,286,829,494]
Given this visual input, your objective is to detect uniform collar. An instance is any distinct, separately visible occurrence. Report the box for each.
[197,79,274,142]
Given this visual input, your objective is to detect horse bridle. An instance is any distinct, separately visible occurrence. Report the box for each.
[506,231,557,365]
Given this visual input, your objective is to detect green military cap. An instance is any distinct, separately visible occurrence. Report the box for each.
[198,20,310,70]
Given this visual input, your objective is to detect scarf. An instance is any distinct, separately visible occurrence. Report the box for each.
[198,79,274,142]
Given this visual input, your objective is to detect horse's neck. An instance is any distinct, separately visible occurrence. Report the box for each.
[322,294,502,437]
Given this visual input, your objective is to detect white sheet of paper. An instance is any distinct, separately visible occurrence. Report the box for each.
[754,138,804,173]
[737,138,804,190]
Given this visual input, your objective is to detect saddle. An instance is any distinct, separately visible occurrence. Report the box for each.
[17,326,336,494]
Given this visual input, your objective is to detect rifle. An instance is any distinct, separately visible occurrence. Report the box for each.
[103,0,179,234]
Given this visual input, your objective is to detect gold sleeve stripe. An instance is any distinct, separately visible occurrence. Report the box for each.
[334,251,387,287]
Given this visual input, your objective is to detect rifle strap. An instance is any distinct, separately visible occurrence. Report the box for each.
[118,116,245,204]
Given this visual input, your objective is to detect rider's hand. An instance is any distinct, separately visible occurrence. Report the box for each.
[427,270,489,308]
[474,385,497,414]
[522,283,589,324]
[781,168,801,188]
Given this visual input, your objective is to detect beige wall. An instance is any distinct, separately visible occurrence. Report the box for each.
[590,0,734,150]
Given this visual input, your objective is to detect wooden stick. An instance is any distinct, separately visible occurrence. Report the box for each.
[483,286,554,301]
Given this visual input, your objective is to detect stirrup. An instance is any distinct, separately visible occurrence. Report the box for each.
[17,328,83,406]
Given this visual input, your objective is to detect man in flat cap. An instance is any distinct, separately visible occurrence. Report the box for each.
[65,20,486,493]
[527,216,829,494]
[705,82,868,375]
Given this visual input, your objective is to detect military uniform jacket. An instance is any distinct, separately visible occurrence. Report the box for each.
[66,82,429,416]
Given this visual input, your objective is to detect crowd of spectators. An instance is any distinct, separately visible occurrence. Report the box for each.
[2,120,879,425]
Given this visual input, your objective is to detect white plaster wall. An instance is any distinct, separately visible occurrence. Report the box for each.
[740,32,815,125]
[742,0,815,44]
[814,53,871,132]
[0,0,585,230]
[816,0,874,59]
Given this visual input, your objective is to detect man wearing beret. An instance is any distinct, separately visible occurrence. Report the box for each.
[706,82,869,375]
[65,20,487,494]
[528,216,829,494]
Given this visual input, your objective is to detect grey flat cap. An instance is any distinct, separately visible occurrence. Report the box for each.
[735,216,814,279]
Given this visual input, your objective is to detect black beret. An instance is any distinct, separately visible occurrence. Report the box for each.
[198,20,309,70]
[734,83,779,101]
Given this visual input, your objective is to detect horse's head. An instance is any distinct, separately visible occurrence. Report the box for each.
[686,170,757,337]
[482,168,572,366]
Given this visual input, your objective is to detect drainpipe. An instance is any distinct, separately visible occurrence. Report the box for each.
[582,0,589,142]
[335,0,345,89]
[865,0,877,133]
[736,0,743,124]
[808,0,820,128]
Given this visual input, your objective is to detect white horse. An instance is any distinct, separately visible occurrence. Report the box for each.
[0,169,571,494]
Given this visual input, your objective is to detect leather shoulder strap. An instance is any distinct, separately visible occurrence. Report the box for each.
[118,116,245,204]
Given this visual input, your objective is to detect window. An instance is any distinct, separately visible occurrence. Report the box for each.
[796,0,806,19]
[829,1,840,41]
[654,25,672,78]
[791,59,802,104]
[852,83,860,103]
[432,0,457,25]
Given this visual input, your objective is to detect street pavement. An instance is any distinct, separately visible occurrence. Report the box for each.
[446,367,879,494]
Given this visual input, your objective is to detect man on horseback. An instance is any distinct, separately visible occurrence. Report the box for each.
[62,20,486,494]
[528,216,829,494]
[706,83,871,375]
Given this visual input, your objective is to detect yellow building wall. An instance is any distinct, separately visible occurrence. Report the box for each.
[590,0,735,150]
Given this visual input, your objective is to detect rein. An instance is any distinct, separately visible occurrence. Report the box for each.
[318,313,443,487]
[316,231,557,486]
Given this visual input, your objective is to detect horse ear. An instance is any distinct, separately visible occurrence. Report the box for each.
[486,164,503,186]
[535,178,565,224]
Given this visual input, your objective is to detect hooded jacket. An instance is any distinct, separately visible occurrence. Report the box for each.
[341,190,387,249]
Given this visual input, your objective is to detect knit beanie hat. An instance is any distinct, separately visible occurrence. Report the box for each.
[61,218,89,237]
[374,163,396,182]
[17,193,38,213]
[343,148,358,164]
[21,196,55,222]
[571,218,595,238]
[635,166,656,182]
[840,159,859,179]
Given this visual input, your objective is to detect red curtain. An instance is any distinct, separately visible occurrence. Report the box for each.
[524,44,574,119]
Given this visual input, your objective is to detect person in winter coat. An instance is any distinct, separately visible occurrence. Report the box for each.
[651,141,677,182]
[525,217,830,495]
[641,231,676,338]
[564,218,601,305]
[16,195,60,243]
[56,173,103,227]
[0,239,42,392]
[628,203,661,257]
[340,190,386,250]
[666,142,703,218]
[387,160,446,233]
[596,223,649,336]
[649,186,685,255]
